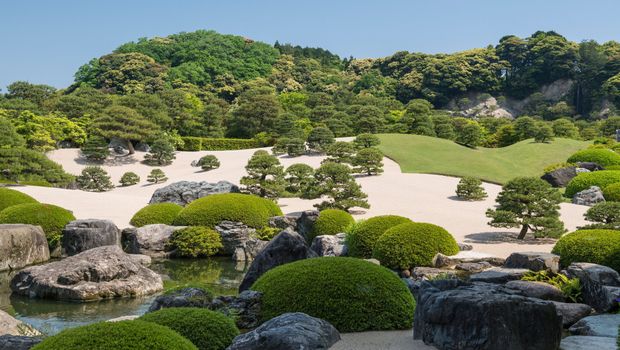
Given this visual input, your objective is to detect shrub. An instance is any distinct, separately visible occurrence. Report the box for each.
[0,188,38,212]
[552,229,620,271]
[0,147,74,187]
[346,215,412,258]
[173,193,282,228]
[130,203,183,227]
[196,155,220,171]
[565,171,620,197]
[119,172,140,186]
[251,257,415,332]
[605,165,620,170]
[309,209,354,242]
[76,166,114,192]
[168,226,223,258]
[255,226,280,241]
[567,148,620,167]
[373,222,459,270]
[602,182,620,201]
[0,203,75,248]
[521,271,582,303]
[178,137,259,151]
[456,177,488,200]
[144,138,176,166]
[147,169,168,184]
[583,202,620,226]
[31,320,197,350]
[139,308,238,350]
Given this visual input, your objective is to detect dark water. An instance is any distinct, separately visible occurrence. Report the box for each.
[0,258,247,335]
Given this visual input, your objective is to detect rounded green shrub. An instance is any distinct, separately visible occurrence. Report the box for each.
[565,171,620,197]
[602,182,620,201]
[139,308,239,350]
[373,222,459,270]
[605,165,620,170]
[168,226,223,258]
[567,148,620,167]
[130,203,183,227]
[119,172,140,186]
[552,229,620,272]
[31,320,197,350]
[0,203,75,248]
[347,215,413,258]
[0,188,38,212]
[173,193,282,228]
[251,257,415,332]
[309,209,354,242]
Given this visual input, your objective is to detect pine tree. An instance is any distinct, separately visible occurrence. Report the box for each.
[80,136,109,162]
[147,169,168,184]
[302,162,369,211]
[324,141,356,164]
[456,177,487,200]
[240,150,285,199]
[119,172,140,186]
[76,166,114,192]
[144,138,175,166]
[92,105,158,154]
[352,148,384,175]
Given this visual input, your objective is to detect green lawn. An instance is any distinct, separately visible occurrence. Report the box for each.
[378,134,590,184]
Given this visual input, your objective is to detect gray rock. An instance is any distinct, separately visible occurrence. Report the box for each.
[121,224,184,258]
[0,310,40,336]
[209,290,263,330]
[0,335,42,350]
[134,142,150,152]
[572,186,605,206]
[108,137,129,155]
[505,280,565,301]
[239,229,317,292]
[575,168,590,174]
[560,336,617,350]
[107,315,139,322]
[310,233,347,257]
[541,166,577,187]
[469,268,530,284]
[551,302,593,328]
[576,162,605,171]
[0,225,50,272]
[268,216,298,231]
[148,287,212,312]
[455,262,492,273]
[227,312,340,350]
[413,280,562,350]
[128,254,151,266]
[565,262,620,312]
[569,314,620,338]
[62,219,120,256]
[295,210,319,240]
[458,243,473,251]
[433,253,504,268]
[504,251,560,272]
[412,267,457,280]
[215,221,256,256]
[233,238,269,262]
[149,180,239,206]
[10,245,163,301]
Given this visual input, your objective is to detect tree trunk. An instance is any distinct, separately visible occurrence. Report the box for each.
[126,139,135,155]
[517,224,529,240]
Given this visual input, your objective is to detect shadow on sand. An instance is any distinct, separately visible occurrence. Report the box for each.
[464,231,556,245]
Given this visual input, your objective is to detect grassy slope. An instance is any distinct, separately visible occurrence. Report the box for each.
[378,134,590,184]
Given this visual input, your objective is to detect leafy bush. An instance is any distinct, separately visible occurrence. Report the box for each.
[139,308,238,350]
[130,203,183,227]
[0,147,74,187]
[605,165,620,170]
[309,209,354,242]
[565,171,620,197]
[196,155,220,171]
[455,177,488,200]
[0,188,38,212]
[602,182,620,201]
[173,193,282,228]
[373,222,459,270]
[119,172,140,186]
[251,257,415,332]
[31,320,198,350]
[552,229,620,272]
[567,148,620,167]
[76,166,114,192]
[255,226,280,241]
[346,215,412,258]
[147,169,168,184]
[521,271,581,303]
[179,137,259,151]
[0,203,75,248]
[168,226,223,258]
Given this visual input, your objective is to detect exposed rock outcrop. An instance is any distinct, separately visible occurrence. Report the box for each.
[149,180,239,206]
[504,252,560,272]
[541,166,577,188]
[0,335,42,350]
[214,221,256,256]
[565,263,620,312]
[0,225,49,272]
[572,186,605,206]
[310,233,347,257]
[121,224,184,258]
[62,219,120,256]
[0,310,40,336]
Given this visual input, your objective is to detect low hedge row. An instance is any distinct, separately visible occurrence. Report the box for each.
[178,137,259,151]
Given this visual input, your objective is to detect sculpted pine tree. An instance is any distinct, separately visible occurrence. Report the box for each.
[352,147,384,175]
[302,162,369,211]
[240,150,285,199]
[196,155,220,171]
[80,136,109,163]
[285,163,314,195]
[76,166,114,192]
[486,177,565,239]
[144,138,176,166]
[92,105,158,154]
[456,177,487,200]
[119,172,140,186]
[353,133,380,149]
[307,127,335,153]
[324,141,356,164]
[147,169,168,184]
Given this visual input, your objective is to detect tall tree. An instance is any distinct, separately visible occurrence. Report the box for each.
[240,150,285,199]
[92,105,159,154]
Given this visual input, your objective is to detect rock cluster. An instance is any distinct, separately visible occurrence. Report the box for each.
[572,186,605,206]
[149,180,239,206]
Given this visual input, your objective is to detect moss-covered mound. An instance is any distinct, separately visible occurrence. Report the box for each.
[173,193,282,228]
[602,182,620,202]
[251,257,415,332]
[567,148,620,167]
[0,188,38,212]
[139,308,239,350]
[565,171,620,197]
[346,215,413,258]
[309,209,354,242]
[130,203,183,227]
[31,320,198,350]
[551,229,620,272]
[0,202,75,248]
[373,222,459,270]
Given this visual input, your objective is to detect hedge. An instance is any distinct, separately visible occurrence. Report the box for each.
[0,203,75,248]
[602,182,620,201]
[139,308,239,350]
[251,257,415,332]
[130,203,183,227]
[567,148,620,167]
[552,229,620,272]
[179,137,259,151]
[346,215,413,258]
[309,209,354,242]
[565,171,620,197]
[373,222,459,270]
[31,320,198,350]
[168,226,223,258]
[0,188,38,212]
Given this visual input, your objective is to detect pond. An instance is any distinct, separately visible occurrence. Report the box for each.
[0,258,247,335]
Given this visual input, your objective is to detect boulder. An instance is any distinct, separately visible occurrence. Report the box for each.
[10,245,163,301]
[233,238,269,262]
[268,215,297,231]
[572,186,605,206]
[209,290,262,330]
[227,312,340,350]
[214,221,256,256]
[107,315,139,322]
[560,336,617,350]
[295,210,319,240]
[62,219,120,256]
[239,229,317,292]
[433,252,504,269]
[576,162,605,171]
[565,263,620,312]
[134,142,150,152]
[454,262,492,273]
[551,301,593,328]
[504,252,560,272]
[0,335,42,350]
[469,268,530,284]
[458,243,473,251]
[121,224,184,258]
[569,314,620,338]
[128,254,151,266]
[148,180,239,206]
[413,280,562,350]
[412,267,457,280]
[148,287,212,312]
[310,233,347,257]
[505,280,565,301]
[0,310,40,336]
[0,225,49,272]
[541,166,577,187]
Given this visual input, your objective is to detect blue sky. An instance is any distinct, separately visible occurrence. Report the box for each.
[2,0,620,90]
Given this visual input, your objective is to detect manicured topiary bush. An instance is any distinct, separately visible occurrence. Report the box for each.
[0,203,75,248]
[31,320,198,350]
[602,182,620,201]
[130,203,183,227]
[173,193,282,228]
[168,227,223,258]
[346,215,412,258]
[0,188,38,212]
[565,171,620,197]
[552,229,620,272]
[373,222,459,270]
[119,172,140,186]
[567,148,620,167]
[309,209,354,242]
[139,308,238,350]
[251,257,415,332]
